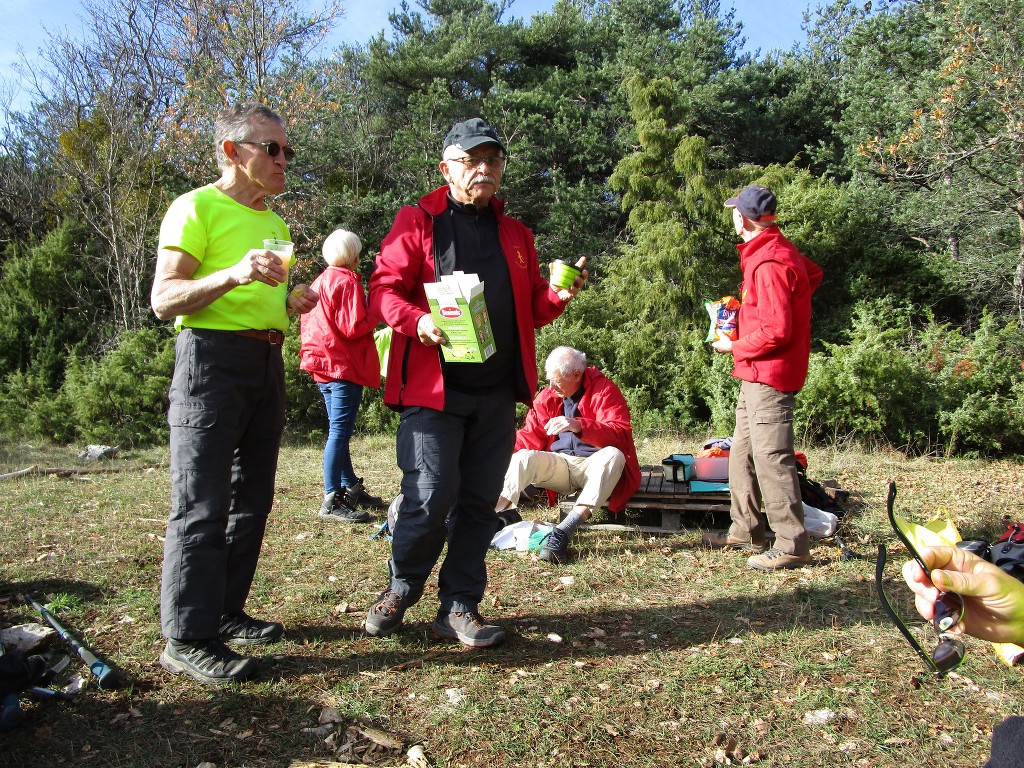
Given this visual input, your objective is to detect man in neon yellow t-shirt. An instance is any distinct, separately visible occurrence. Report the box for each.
[151,102,318,685]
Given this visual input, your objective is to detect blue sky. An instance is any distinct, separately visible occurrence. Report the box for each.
[1,0,812,113]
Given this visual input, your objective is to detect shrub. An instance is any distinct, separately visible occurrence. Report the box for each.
[797,300,938,451]
[60,327,175,447]
[924,313,1024,456]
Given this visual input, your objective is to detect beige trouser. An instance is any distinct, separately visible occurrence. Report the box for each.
[727,380,808,556]
[500,447,626,512]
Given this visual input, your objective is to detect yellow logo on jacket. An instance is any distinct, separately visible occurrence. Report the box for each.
[515,246,526,269]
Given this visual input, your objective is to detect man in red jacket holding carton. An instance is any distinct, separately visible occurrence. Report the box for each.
[494,346,641,564]
[366,118,586,647]
[702,184,823,571]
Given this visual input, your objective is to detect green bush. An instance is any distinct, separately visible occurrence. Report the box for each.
[924,313,1024,456]
[0,367,79,443]
[60,327,175,447]
[796,301,1024,456]
[797,300,938,450]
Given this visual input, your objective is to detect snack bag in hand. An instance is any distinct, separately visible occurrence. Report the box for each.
[704,296,740,343]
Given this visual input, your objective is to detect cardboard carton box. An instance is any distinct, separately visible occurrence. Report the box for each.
[424,272,495,363]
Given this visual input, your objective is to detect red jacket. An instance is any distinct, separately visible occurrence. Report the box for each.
[299,266,380,387]
[514,366,641,513]
[731,228,823,392]
[369,186,568,410]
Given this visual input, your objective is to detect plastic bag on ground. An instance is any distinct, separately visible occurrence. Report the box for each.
[803,503,839,538]
[491,520,554,550]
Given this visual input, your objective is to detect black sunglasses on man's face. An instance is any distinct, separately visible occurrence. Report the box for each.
[235,139,295,162]
[874,481,966,676]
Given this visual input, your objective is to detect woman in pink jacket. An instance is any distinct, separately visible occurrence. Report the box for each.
[300,230,382,523]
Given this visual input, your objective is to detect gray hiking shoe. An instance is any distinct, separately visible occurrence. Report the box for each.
[701,531,767,553]
[747,548,811,571]
[538,527,571,564]
[365,589,407,637]
[160,638,256,684]
[319,490,371,523]
[432,610,506,648]
[219,611,284,646]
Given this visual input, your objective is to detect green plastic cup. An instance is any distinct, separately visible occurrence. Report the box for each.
[550,259,581,290]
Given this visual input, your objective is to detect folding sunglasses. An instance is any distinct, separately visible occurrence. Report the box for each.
[874,481,966,675]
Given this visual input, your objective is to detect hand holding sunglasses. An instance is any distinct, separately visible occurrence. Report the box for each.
[875,481,966,675]
[904,544,1024,647]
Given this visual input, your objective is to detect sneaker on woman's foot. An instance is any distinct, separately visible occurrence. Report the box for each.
[319,491,371,523]
[346,479,387,510]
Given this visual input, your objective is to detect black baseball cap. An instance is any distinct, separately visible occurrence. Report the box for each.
[443,118,506,153]
[724,184,778,222]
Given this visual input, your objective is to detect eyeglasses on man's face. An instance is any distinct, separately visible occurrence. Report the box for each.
[447,154,507,169]
[875,481,966,676]
[236,140,295,162]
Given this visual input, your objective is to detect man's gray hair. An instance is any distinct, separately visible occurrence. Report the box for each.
[214,102,286,170]
[546,346,587,378]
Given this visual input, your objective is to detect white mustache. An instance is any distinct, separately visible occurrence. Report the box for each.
[470,175,495,186]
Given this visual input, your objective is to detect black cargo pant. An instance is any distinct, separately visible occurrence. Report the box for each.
[388,386,516,615]
[160,329,285,640]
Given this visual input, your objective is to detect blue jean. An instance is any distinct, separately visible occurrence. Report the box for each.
[318,379,363,494]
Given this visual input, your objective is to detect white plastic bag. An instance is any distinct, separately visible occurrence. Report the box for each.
[803,502,839,538]
[490,520,554,550]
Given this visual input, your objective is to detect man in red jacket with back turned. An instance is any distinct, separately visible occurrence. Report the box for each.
[494,346,641,564]
[702,184,823,571]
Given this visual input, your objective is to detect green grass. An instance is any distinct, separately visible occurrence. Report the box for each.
[0,435,1022,766]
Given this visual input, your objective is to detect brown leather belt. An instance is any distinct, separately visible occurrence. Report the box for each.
[232,329,285,345]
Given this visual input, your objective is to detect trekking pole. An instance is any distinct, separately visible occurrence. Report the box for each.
[24,594,121,690]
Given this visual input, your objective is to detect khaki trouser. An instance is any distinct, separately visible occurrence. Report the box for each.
[500,446,626,512]
[727,380,808,556]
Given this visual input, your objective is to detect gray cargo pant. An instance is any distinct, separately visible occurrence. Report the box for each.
[160,329,285,640]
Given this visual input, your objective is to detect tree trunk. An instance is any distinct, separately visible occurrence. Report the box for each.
[1017,197,1024,325]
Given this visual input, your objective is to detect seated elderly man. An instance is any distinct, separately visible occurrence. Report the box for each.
[495,346,641,563]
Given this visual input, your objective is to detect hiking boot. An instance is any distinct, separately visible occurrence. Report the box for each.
[219,611,284,646]
[319,491,371,523]
[747,548,811,571]
[538,527,571,564]
[160,638,257,684]
[701,531,767,553]
[365,589,407,637]
[432,610,506,648]
[346,479,387,510]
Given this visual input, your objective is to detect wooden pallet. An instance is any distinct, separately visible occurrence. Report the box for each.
[559,465,732,533]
